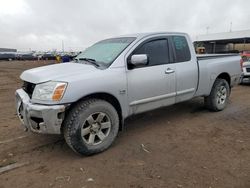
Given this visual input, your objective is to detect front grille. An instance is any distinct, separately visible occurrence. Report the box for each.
[22,81,36,97]
[246,68,250,72]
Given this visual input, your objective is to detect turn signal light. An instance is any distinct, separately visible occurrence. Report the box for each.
[52,84,67,101]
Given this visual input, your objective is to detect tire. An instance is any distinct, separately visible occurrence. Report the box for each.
[63,99,119,155]
[204,78,230,111]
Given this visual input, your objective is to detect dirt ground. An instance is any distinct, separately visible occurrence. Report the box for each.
[0,60,249,188]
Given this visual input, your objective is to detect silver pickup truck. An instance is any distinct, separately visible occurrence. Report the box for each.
[15,32,242,155]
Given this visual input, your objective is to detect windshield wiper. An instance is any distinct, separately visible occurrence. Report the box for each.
[76,58,100,67]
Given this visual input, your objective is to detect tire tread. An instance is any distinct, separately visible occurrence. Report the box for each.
[63,98,119,155]
[204,78,229,112]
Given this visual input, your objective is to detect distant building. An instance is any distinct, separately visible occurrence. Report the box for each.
[0,48,17,53]
[194,30,250,54]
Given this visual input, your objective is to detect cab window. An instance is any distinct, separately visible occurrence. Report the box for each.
[172,36,191,62]
[132,39,170,66]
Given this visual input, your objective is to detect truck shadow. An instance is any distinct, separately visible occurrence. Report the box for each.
[124,97,208,132]
[240,82,250,86]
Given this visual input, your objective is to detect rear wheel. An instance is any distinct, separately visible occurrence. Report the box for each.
[204,78,230,111]
[63,99,119,155]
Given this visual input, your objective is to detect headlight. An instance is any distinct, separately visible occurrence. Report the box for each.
[32,81,67,101]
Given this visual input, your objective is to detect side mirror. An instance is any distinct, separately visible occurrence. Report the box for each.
[130,54,148,66]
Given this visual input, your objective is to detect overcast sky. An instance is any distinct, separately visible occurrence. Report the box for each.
[0,0,249,51]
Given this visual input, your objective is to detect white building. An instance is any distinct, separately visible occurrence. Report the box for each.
[194,30,250,53]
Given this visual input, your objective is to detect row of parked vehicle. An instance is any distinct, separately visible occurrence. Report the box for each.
[0,51,79,61]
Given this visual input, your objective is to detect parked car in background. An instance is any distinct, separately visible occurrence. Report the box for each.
[15,32,242,155]
[240,51,250,83]
[16,52,37,61]
[0,52,16,61]
[41,52,57,60]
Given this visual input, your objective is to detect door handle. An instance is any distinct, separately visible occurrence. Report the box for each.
[165,68,175,74]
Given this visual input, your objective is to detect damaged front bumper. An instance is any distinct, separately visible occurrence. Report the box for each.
[15,89,66,134]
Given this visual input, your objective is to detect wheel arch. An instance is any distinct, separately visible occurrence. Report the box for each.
[216,72,231,86]
[64,92,124,131]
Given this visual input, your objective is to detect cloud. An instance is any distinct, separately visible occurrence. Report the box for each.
[0,0,249,51]
[0,0,29,16]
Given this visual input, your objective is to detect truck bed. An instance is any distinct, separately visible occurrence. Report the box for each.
[195,54,241,97]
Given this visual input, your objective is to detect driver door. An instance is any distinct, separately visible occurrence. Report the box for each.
[127,37,176,115]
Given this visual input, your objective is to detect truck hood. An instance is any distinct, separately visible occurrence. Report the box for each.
[20,62,98,84]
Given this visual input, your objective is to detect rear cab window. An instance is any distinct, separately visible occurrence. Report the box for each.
[172,36,191,62]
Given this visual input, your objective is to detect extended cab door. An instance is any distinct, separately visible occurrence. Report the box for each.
[170,35,198,102]
[126,37,176,115]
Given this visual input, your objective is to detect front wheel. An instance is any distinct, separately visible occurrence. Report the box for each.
[204,78,230,111]
[63,99,119,155]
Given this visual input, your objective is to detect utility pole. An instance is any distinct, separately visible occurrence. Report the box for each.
[230,22,232,32]
[62,40,64,52]
[206,26,210,34]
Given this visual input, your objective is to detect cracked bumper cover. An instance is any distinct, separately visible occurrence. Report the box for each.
[15,88,66,134]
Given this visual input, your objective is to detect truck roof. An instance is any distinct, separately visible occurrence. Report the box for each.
[116,32,187,40]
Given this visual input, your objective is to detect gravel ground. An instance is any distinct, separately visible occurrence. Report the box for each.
[0,60,249,188]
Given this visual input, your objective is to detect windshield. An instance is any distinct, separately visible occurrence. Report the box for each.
[76,37,136,67]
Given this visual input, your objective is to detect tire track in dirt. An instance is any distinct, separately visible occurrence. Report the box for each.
[0,61,250,188]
